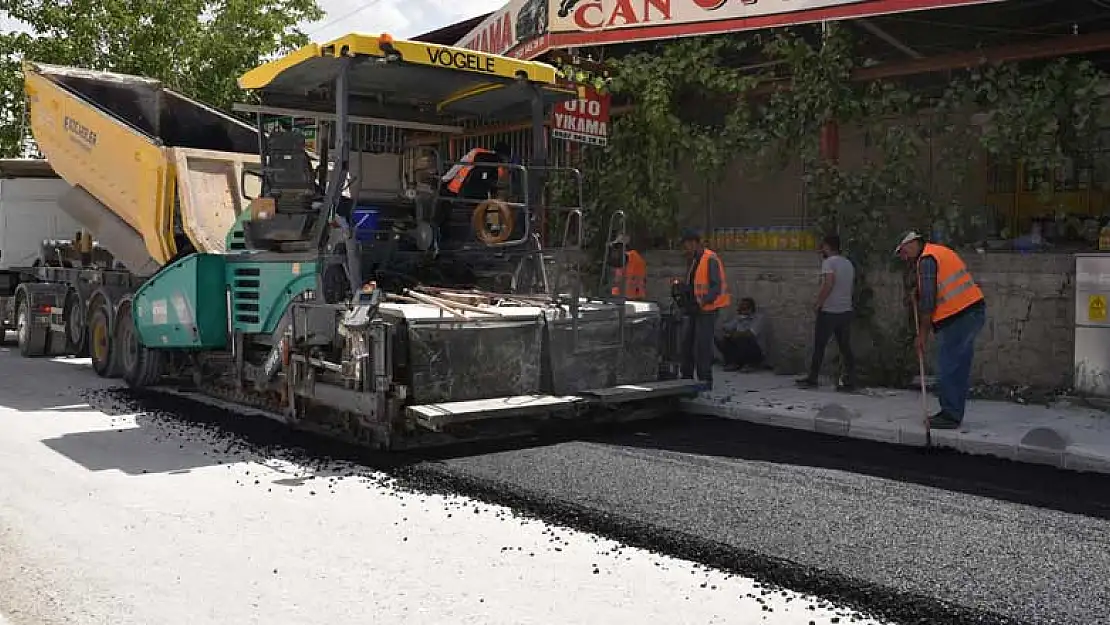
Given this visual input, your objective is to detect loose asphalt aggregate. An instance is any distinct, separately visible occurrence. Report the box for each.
[85,386,1110,625]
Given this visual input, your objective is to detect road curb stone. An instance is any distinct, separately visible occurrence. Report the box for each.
[683,398,1110,475]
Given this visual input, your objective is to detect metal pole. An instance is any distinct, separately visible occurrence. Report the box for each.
[530,84,548,244]
[323,55,362,301]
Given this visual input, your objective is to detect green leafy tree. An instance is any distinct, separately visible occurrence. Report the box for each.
[0,0,324,156]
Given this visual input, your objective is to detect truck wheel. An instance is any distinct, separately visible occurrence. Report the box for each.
[116,304,162,388]
[63,291,89,357]
[89,304,121,378]
[16,297,48,358]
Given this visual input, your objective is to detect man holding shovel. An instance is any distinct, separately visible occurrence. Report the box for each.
[895,231,987,430]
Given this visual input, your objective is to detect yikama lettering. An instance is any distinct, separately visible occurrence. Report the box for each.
[63,116,97,146]
[425,47,497,73]
[571,0,672,29]
[459,11,514,54]
[553,114,607,137]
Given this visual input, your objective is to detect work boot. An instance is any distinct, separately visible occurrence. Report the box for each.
[928,410,961,430]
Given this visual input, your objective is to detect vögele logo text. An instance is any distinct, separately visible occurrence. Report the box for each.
[425,47,496,74]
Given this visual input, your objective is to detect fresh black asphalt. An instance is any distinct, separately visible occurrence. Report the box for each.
[88,388,1110,625]
[427,416,1110,625]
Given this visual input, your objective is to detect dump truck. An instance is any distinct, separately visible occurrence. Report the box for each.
[21,34,697,449]
[16,61,262,369]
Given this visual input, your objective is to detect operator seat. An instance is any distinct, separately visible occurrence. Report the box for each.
[243,130,323,252]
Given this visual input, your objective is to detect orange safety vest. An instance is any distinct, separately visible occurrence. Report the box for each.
[611,249,647,299]
[918,242,984,323]
[691,248,730,311]
[446,148,508,194]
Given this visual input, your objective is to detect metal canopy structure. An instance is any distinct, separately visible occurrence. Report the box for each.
[702,0,1110,90]
[843,0,1110,67]
[238,33,577,124]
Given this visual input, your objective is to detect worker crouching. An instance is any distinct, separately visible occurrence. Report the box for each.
[676,228,731,391]
[609,234,646,299]
[895,231,987,430]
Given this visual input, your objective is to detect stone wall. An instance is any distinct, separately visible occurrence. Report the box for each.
[641,250,1075,388]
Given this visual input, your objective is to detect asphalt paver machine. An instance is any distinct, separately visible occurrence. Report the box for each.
[112,33,699,448]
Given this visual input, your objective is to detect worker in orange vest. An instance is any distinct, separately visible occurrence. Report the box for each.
[609,234,647,299]
[442,143,510,197]
[677,228,730,390]
[896,231,986,430]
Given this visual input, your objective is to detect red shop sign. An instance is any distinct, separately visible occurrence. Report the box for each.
[551,86,610,146]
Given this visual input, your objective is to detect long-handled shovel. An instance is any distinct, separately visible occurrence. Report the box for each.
[911,302,932,447]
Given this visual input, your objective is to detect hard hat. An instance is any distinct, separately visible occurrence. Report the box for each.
[894,230,922,255]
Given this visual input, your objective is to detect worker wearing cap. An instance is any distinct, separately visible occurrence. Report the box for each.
[609,234,647,299]
[678,228,731,390]
[895,231,986,429]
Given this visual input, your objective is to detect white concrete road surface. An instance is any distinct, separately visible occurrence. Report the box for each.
[0,346,886,625]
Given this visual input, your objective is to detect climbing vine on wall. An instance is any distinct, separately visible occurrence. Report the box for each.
[555,24,1110,384]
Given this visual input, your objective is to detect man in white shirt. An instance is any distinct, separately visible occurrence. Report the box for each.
[797,234,857,391]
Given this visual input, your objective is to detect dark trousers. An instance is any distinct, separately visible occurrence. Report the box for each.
[681,310,717,384]
[808,310,856,383]
[934,303,986,421]
[715,334,763,367]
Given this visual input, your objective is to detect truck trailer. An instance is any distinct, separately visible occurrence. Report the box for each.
[18,34,697,449]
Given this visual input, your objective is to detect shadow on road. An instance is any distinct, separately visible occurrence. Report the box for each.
[40,415,223,476]
[0,350,117,413]
[40,389,393,481]
[603,413,1110,520]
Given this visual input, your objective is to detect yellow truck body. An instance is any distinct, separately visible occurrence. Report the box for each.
[22,62,262,273]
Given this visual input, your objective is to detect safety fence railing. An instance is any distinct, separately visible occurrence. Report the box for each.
[426,158,585,252]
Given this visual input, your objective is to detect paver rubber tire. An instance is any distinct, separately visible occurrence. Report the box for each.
[89,304,121,379]
[16,297,48,358]
[63,290,89,357]
[116,304,161,388]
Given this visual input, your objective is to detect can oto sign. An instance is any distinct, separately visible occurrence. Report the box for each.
[552,88,610,146]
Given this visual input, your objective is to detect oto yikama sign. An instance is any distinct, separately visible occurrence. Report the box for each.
[551,87,610,146]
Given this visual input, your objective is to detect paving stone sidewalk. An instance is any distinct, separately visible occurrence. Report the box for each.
[682,369,1110,475]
